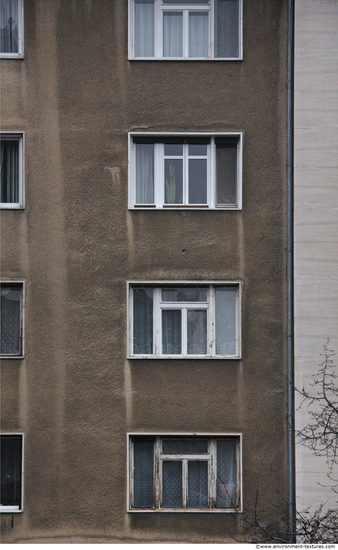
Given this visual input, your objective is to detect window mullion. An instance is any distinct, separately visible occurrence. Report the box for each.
[209,138,213,208]
[154,288,161,355]
[209,439,216,508]
[182,308,187,355]
[183,459,188,508]
[210,286,215,356]
[155,436,161,508]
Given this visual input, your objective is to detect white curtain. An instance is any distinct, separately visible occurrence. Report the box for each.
[189,12,208,57]
[1,140,19,204]
[0,0,19,53]
[136,143,154,204]
[163,12,183,57]
[135,0,154,57]
[215,288,236,355]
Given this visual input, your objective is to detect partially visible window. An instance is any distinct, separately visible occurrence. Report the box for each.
[0,283,23,357]
[0,434,23,512]
[129,133,242,209]
[128,434,241,511]
[129,0,242,60]
[129,283,241,358]
[0,0,24,57]
[0,134,24,208]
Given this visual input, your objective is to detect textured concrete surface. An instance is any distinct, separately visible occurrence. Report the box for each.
[1,0,288,542]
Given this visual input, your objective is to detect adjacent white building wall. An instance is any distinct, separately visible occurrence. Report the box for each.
[294,0,338,512]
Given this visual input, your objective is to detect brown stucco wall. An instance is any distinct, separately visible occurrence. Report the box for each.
[1,0,288,543]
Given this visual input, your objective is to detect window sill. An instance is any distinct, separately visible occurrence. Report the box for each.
[0,54,24,59]
[128,508,240,513]
[128,57,242,62]
[0,506,21,513]
[0,205,24,209]
[129,206,241,211]
[0,355,24,359]
[128,355,241,360]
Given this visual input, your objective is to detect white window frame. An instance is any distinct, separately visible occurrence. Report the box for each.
[127,281,242,359]
[0,281,25,358]
[0,132,25,209]
[127,432,242,513]
[0,433,24,513]
[128,132,243,210]
[0,0,24,59]
[128,0,243,60]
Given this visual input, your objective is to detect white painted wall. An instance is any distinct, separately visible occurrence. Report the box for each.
[294,0,338,512]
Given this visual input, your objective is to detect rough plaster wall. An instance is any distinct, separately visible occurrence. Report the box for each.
[294,0,338,512]
[1,0,287,542]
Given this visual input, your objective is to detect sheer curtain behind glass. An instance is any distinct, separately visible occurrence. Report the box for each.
[189,12,208,57]
[1,286,21,355]
[135,0,154,57]
[0,0,18,53]
[1,140,19,204]
[136,143,154,204]
[216,439,237,508]
[163,12,183,57]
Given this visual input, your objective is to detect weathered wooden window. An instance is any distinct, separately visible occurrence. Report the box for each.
[0,283,23,357]
[0,435,23,512]
[129,0,242,60]
[129,283,241,358]
[128,435,241,511]
[129,134,242,210]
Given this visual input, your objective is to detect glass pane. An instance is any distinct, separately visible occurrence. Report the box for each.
[163,12,183,57]
[133,289,153,354]
[0,0,19,53]
[162,439,208,454]
[164,159,183,204]
[189,159,207,204]
[215,0,239,58]
[215,288,236,355]
[162,461,182,507]
[136,143,154,204]
[162,288,207,302]
[187,310,207,355]
[189,144,207,156]
[133,439,154,508]
[164,143,183,156]
[162,310,181,354]
[0,140,19,204]
[134,0,155,57]
[188,461,208,508]
[216,439,237,508]
[189,12,208,57]
[1,286,21,355]
[1,435,22,507]
[216,144,237,205]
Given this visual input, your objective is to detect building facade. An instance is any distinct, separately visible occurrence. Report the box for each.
[1,0,288,542]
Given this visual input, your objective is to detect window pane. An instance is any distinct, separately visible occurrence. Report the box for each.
[162,288,207,302]
[1,286,21,355]
[134,0,154,57]
[1,140,19,204]
[187,310,207,354]
[136,143,154,204]
[188,461,208,507]
[215,0,239,58]
[163,12,183,57]
[133,289,153,354]
[189,144,207,156]
[189,159,207,204]
[189,12,208,57]
[162,461,182,507]
[133,439,154,508]
[162,439,208,454]
[165,159,183,204]
[162,310,181,354]
[1,435,22,507]
[216,439,237,508]
[164,143,183,156]
[215,288,236,355]
[216,143,237,205]
[0,0,19,53]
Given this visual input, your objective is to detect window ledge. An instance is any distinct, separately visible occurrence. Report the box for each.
[0,355,24,360]
[128,57,242,62]
[128,508,240,513]
[128,355,241,360]
[0,506,21,513]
